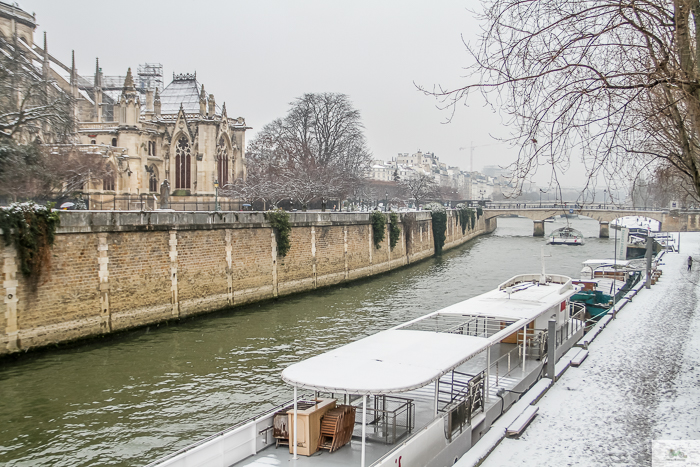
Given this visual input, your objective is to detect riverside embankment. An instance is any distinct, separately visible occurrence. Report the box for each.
[0,209,494,356]
[477,237,700,467]
[0,216,622,467]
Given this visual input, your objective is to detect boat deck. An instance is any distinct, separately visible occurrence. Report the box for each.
[237,343,543,467]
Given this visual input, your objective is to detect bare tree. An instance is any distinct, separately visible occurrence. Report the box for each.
[0,31,86,203]
[422,0,700,201]
[0,143,108,202]
[398,172,438,207]
[0,35,74,142]
[246,93,372,210]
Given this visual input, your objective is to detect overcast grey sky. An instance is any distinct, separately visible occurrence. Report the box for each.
[18,0,582,186]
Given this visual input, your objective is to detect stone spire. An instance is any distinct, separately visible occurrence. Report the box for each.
[94,57,101,89]
[70,50,78,99]
[153,88,161,118]
[208,93,215,117]
[199,84,207,116]
[94,58,102,123]
[41,32,49,79]
[122,67,136,96]
[119,67,140,126]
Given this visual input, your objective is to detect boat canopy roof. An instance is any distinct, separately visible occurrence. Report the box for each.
[549,226,583,235]
[281,274,574,396]
[582,259,633,268]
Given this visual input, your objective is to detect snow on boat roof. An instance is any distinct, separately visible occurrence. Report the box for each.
[282,330,490,395]
[437,274,573,321]
[582,259,632,267]
[281,275,574,395]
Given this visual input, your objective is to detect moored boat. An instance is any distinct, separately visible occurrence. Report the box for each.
[572,259,642,322]
[546,226,584,245]
[147,273,586,467]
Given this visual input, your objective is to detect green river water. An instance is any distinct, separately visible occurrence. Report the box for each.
[0,217,621,466]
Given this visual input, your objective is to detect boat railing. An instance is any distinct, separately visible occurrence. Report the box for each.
[351,395,415,445]
[489,345,523,388]
[562,303,586,343]
[142,394,313,467]
[440,370,485,442]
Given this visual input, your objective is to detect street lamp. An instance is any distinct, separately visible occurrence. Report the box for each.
[479,189,486,201]
[385,190,388,212]
[214,179,219,211]
[603,189,607,209]
[539,189,546,208]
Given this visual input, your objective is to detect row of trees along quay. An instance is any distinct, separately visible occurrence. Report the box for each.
[221,92,452,211]
[0,33,453,214]
[419,0,700,206]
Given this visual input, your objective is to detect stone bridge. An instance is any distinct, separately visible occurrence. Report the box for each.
[482,203,700,237]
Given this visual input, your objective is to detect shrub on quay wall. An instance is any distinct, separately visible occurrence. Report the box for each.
[265,208,291,257]
[455,203,476,233]
[389,211,400,250]
[426,202,446,253]
[371,210,386,249]
[0,202,60,284]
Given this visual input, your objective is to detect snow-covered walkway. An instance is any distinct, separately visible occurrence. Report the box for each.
[480,233,700,467]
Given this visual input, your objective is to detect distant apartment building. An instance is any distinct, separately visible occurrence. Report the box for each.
[369,150,525,201]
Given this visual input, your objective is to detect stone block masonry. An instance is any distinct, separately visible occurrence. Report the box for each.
[0,210,495,355]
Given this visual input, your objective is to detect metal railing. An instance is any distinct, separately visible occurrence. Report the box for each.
[353,395,415,445]
[401,314,515,339]
[440,371,485,441]
[488,345,523,389]
[86,195,243,212]
[560,303,586,343]
[483,202,667,212]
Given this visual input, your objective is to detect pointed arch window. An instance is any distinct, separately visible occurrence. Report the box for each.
[175,136,191,189]
[216,137,229,186]
[103,164,115,191]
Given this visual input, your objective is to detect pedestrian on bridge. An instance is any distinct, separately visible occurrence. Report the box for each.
[688,256,693,272]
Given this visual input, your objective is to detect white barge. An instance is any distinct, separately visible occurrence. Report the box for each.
[147,273,585,467]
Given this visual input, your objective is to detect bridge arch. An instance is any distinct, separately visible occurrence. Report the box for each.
[483,205,666,237]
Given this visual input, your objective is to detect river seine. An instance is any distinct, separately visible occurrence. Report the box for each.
[0,216,624,466]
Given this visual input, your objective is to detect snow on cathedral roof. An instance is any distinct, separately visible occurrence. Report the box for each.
[158,73,221,115]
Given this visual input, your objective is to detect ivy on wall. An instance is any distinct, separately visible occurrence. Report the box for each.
[265,209,292,257]
[455,203,477,234]
[426,202,447,253]
[370,210,386,249]
[389,211,400,250]
[0,202,60,285]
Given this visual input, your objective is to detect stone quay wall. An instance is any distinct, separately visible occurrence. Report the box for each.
[0,210,494,355]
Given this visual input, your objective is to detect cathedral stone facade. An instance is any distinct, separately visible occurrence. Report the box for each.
[80,68,247,200]
[1,1,248,204]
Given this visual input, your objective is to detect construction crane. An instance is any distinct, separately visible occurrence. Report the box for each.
[459,141,501,172]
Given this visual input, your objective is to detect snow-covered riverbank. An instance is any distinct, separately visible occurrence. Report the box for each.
[480,233,700,467]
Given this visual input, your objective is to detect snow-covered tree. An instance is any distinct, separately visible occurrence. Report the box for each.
[245,93,372,209]
[0,35,104,202]
[424,0,700,202]
[399,172,438,207]
[0,35,74,142]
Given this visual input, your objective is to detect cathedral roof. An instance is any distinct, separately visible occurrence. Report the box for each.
[159,72,220,115]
